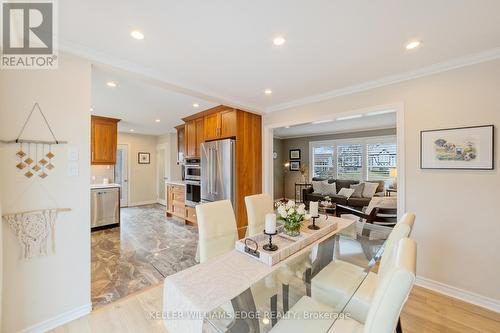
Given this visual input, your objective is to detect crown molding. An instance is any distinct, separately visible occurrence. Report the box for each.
[59,39,262,113]
[265,47,500,113]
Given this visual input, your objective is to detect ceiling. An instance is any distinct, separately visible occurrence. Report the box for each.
[274,112,396,138]
[91,65,217,135]
[62,1,500,113]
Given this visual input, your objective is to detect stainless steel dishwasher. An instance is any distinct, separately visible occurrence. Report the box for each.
[91,187,120,230]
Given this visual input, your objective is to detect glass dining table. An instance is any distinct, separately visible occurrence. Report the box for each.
[202,220,393,333]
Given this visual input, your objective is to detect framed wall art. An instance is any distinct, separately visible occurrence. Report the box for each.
[289,160,301,171]
[420,125,494,170]
[138,152,151,164]
[289,149,301,160]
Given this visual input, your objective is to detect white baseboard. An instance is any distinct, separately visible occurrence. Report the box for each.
[21,303,92,333]
[127,200,159,207]
[416,276,500,313]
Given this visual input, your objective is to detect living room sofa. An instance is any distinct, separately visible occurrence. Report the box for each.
[302,178,385,209]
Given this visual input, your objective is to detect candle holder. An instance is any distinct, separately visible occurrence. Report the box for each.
[263,230,278,251]
[308,215,321,230]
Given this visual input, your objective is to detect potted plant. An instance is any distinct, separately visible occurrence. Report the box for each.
[275,200,311,237]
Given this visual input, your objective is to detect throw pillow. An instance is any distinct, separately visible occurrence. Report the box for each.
[311,180,324,194]
[322,182,336,195]
[350,183,364,198]
[362,182,379,198]
[338,187,355,199]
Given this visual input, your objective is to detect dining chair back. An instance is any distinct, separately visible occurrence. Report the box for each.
[196,200,238,263]
[363,238,417,333]
[244,193,274,237]
[378,213,415,280]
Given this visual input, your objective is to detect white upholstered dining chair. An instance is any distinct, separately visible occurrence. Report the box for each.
[244,193,274,237]
[269,238,417,333]
[311,212,416,323]
[195,200,238,263]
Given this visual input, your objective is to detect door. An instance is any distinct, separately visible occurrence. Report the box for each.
[115,144,129,207]
[157,144,170,205]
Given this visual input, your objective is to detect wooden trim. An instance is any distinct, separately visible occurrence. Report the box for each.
[91,115,120,123]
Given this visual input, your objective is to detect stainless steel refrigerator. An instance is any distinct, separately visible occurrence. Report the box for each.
[201,139,235,207]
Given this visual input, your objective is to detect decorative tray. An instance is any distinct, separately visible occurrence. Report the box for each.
[235,218,337,266]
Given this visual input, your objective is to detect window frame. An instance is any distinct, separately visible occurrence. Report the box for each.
[308,135,396,181]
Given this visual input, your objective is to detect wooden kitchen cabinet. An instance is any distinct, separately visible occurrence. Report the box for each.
[195,117,204,157]
[166,183,186,220]
[175,124,186,163]
[203,108,237,141]
[91,115,120,165]
[203,112,220,141]
[185,117,204,158]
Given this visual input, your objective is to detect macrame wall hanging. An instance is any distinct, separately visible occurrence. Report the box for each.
[1,103,71,259]
[0,102,67,178]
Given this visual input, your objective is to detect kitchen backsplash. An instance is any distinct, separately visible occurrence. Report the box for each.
[91,165,114,184]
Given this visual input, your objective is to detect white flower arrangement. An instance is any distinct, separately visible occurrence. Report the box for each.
[275,200,311,236]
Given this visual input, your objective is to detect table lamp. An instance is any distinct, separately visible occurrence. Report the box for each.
[389,168,397,189]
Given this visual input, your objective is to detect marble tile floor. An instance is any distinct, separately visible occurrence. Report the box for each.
[91,204,198,308]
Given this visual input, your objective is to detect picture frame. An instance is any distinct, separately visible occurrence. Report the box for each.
[289,149,301,160]
[289,160,301,171]
[138,152,151,164]
[420,125,494,170]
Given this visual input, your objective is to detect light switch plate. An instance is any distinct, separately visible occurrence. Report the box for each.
[67,147,79,161]
[68,161,79,177]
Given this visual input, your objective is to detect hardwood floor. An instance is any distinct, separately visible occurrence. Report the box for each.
[51,284,500,333]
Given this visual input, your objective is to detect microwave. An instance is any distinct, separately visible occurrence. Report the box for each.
[184,158,200,181]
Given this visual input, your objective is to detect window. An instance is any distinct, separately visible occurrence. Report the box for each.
[309,136,397,182]
[367,142,397,181]
[337,144,363,180]
[312,145,335,178]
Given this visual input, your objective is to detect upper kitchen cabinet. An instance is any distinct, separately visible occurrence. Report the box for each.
[185,117,204,158]
[203,107,237,141]
[175,124,186,163]
[91,115,120,165]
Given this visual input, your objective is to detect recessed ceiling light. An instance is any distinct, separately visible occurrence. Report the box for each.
[284,126,290,129]
[130,30,144,40]
[336,114,363,121]
[106,81,117,87]
[155,119,161,123]
[130,129,135,132]
[406,40,421,50]
[273,36,286,46]
[264,89,273,95]
[311,119,334,125]
[192,103,199,108]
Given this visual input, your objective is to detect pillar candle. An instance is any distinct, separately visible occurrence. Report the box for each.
[265,213,276,234]
[310,201,319,217]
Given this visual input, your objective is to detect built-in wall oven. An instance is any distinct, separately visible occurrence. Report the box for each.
[185,158,201,181]
[185,158,201,207]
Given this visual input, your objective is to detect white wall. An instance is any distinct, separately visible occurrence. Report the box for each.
[118,132,158,205]
[264,59,500,307]
[0,54,91,332]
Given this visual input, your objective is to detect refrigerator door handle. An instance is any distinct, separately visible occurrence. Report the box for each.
[208,147,212,195]
[211,147,217,195]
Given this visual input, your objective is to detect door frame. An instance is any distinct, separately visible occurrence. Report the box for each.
[262,102,406,218]
[116,143,130,207]
[156,143,168,206]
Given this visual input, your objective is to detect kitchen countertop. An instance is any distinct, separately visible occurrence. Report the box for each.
[91,183,121,190]
[166,180,186,186]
